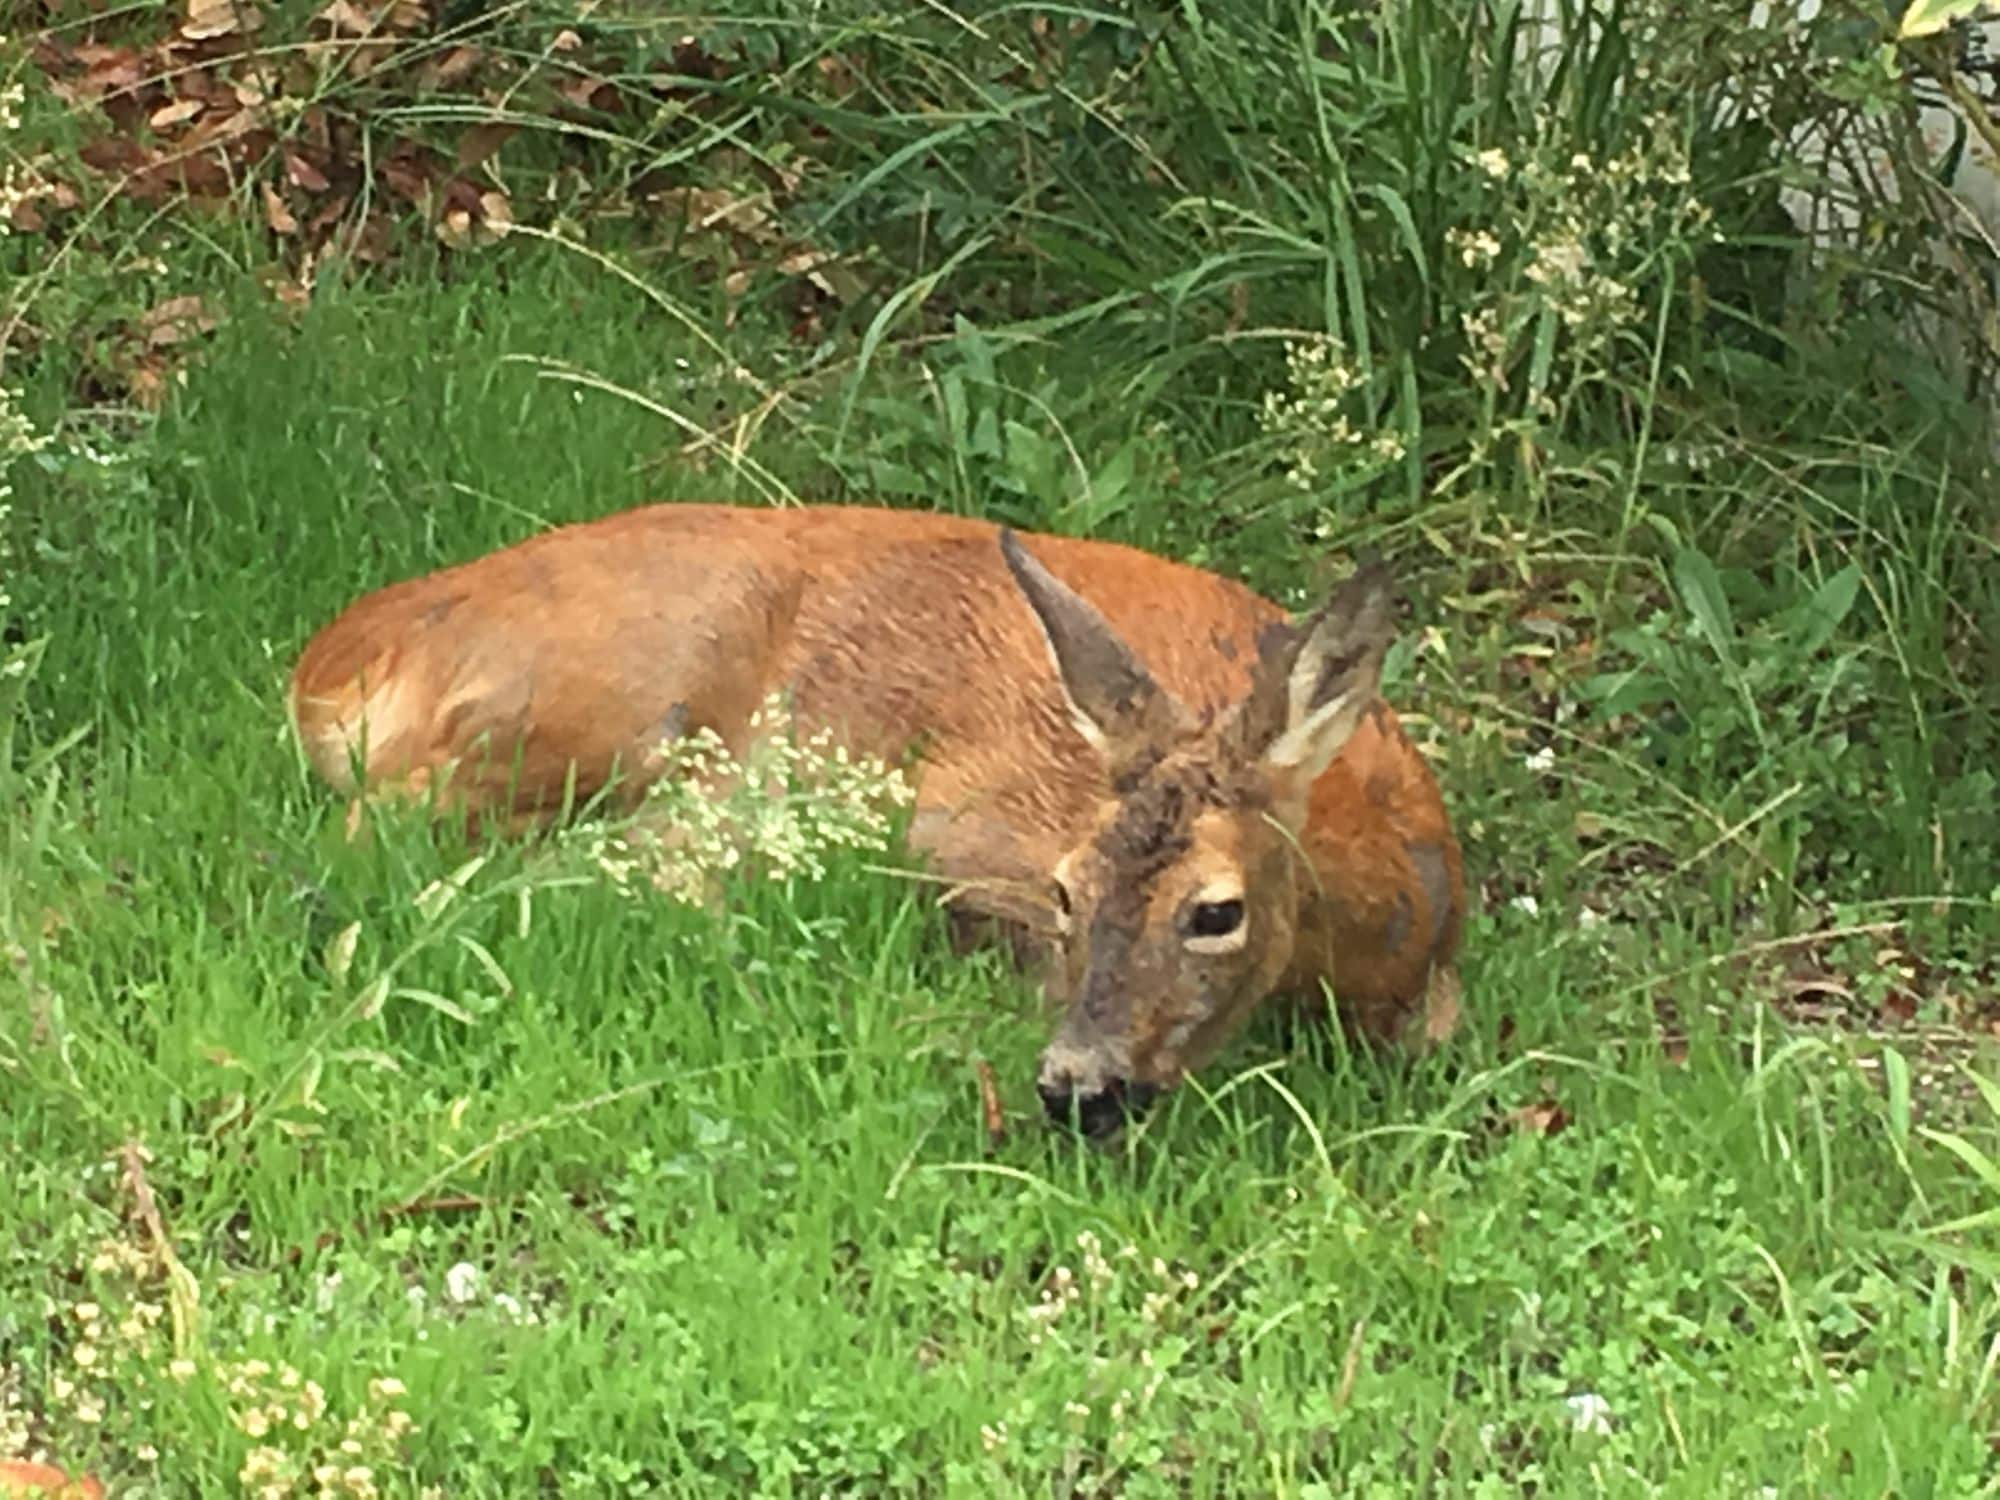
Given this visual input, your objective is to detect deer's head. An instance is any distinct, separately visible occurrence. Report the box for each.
[1000,531,1395,1138]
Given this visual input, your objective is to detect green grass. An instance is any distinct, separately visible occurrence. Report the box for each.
[6,1,2000,1493]
[0,237,1992,1498]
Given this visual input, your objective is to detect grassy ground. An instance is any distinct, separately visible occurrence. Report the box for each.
[6,3,2000,1495]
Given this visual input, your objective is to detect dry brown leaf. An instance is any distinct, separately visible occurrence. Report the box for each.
[315,0,380,36]
[184,0,260,40]
[125,359,175,410]
[284,151,331,193]
[656,186,776,241]
[384,0,430,30]
[1505,1100,1570,1137]
[775,247,858,301]
[70,49,147,106]
[379,150,438,203]
[149,98,207,130]
[455,121,517,170]
[556,74,620,113]
[419,45,484,88]
[181,105,261,152]
[433,206,475,248]
[262,182,298,234]
[434,191,510,249]
[0,1459,106,1500]
[140,294,223,347]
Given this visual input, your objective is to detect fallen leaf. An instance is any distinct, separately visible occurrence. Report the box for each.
[419,45,485,88]
[656,186,774,239]
[184,0,259,40]
[72,49,148,105]
[315,0,380,36]
[556,73,620,113]
[140,294,223,347]
[0,1458,106,1499]
[149,98,206,130]
[78,136,155,181]
[284,151,331,192]
[1505,1100,1570,1136]
[384,0,430,31]
[433,206,475,247]
[262,182,298,234]
[455,121,517,170]
[181,105,261,154]
[124,357,177,410]
[379,149,437,203]
[1880,991,1919,1025]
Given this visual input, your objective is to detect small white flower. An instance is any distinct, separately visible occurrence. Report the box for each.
[444,1261,482,1304]
[1564,1391,1615,1435]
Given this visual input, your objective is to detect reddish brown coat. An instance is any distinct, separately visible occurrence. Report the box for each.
[292,504,1465,1108]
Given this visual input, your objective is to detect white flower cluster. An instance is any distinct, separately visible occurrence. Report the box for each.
[1013,1230,1199,1414]
[0,383,43,631]
[225,1361,424,1500]
[1,1236,169,1466]
[1454,115,1714,395]
[2,60,48,639]
[1258,334,1406,492]
[0,67,43,238]
[564,691,916,905]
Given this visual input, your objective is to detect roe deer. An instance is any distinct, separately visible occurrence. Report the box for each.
[290,504,1464,1136]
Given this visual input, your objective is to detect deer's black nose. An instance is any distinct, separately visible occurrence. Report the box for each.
[1039,1080,1158,1138]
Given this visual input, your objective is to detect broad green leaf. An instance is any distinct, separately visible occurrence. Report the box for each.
[1791,564,1862,656]
[1673,546,1737,670]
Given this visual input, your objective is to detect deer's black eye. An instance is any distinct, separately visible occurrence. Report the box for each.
[1051,880,1073,918]
[1188,899,1244,939]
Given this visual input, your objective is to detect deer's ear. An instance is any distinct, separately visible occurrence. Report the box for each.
[1242,562,1395,793]
[1000,529,1183,775]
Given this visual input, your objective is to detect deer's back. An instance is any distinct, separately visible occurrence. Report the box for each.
[293,505,1275,819]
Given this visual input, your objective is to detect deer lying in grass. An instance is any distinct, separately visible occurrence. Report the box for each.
[291,504,1465,1137]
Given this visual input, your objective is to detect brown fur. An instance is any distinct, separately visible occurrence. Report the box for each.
[291,504,1466,1120]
